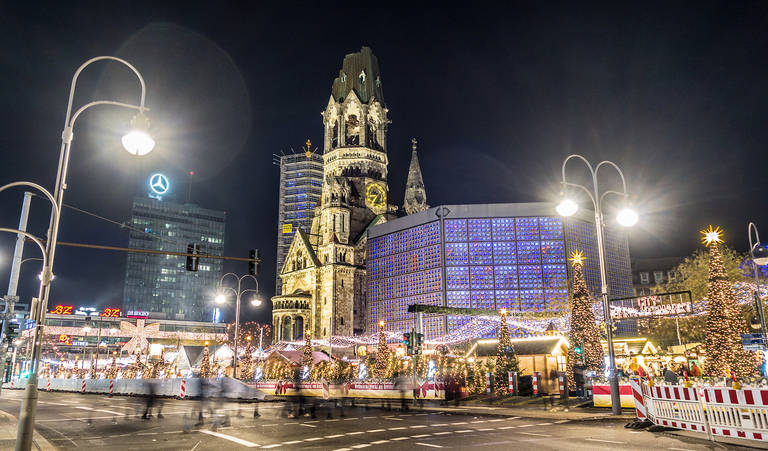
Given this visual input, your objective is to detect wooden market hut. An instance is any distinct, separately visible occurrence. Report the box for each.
[465,336,569,394]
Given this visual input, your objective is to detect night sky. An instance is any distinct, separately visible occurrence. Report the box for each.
[1,2,768,325]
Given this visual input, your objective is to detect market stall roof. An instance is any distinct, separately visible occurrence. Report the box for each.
[268,350,333,366]
[601,337,657,356]
[465,336,569,358]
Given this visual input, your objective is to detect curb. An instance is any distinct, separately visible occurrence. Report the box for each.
[0,409,57,451]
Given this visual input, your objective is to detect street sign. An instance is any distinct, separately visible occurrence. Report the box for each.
[741,333,766,351]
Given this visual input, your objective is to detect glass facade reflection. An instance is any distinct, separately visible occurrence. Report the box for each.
[366,203,633,339]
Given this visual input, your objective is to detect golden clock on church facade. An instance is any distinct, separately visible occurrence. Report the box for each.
[365,183,386,211]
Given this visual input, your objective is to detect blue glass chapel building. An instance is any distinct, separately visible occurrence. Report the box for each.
[366,203,633,339]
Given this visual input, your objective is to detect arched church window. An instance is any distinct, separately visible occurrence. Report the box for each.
[340,317,344,325]
[359,70,366,84]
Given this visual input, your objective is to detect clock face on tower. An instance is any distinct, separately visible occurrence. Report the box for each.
[365,183,386,211]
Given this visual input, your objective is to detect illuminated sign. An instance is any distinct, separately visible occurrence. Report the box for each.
[58,334,72,345]
[126,310,149,318]
[149,173,170,196]
[74,306,97,316]
[101,308,121,318]
[282,223,293,234]
[50,305,73,315]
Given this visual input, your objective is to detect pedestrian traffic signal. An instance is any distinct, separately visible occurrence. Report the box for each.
[248,249,260,276]
[186,243,200,271]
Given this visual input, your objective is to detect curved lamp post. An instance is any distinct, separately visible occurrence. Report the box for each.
[216,273,261,379]
[748,223,768,360]
[15,56,154,451]
[556,154,638,415]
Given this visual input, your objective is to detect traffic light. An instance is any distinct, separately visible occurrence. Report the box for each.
[402,332,413,354]
[248,249,260,276]
[186,243,200,271]
[414,332,424,355]
[573,344,583,355]
[5,322,19,341]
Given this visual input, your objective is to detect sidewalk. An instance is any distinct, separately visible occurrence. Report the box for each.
[412,401,636,421]
[0,409,56,450]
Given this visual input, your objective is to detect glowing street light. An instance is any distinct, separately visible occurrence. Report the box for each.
[215,294,226,305]
[555,198,578,217]
[121,112,155,156]
[217,273,261,379]
[616,207,639,227]
[250,297,262,307]
[556,154,637,416]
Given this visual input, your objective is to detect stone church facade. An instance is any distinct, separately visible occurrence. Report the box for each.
[272,47,427,342]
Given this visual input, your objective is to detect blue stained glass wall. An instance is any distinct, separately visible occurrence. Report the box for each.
[367,208,633,338]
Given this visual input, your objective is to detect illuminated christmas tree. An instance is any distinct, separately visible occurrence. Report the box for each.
[301,330,314,368]
[106,355,118,379]
[241,339,254,379]
[701,226,757,377]
[494,309,519,396]
[199,347,213,378]
[566,250,604,389]
[374,320,389,377]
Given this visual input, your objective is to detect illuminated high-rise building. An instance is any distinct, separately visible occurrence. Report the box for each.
[274,144,323,295]
[123,173,226,322]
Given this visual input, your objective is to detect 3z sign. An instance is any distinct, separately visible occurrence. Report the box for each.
[50,305,73,315]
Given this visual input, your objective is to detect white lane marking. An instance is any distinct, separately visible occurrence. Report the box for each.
[434,431,451,435]
[367,429,385,433]
[536,423,552,426]
[520,432,551,437]
[668,448,696,451]
[476,428,495,431]
[344,417,358,421]
[363,416,376,419]
[452,422,467,425]
[488,419,505,422]
[518,424,534,428]
[410,425,427,428]
[351,445,370,449]
[326,419,340,422]
[283,440,303,445]
[325,434,345,438]
[198,429,259,447]
[554,419,569,424]
[371,440,390,444]
[300,423,317,428]
[416,443,443,448]
[261,445,282,449]
[498,426,515,430]
[432,423,448,427]
[262,424,278,427]
[305,437,323,441]
[414,413,428,416]
[96,409,123,415]
[347,431,365,435]
[586,438,624,444]
[508,416,520,420]
[391,437,409,441]
[470,420,485,424]
[334,448,352,451]
[455,430,473,433]
[388,427,407,430]
[385,417,404,421]
[411,434,431,438]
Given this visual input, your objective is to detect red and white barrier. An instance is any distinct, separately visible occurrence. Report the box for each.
[46,379,51,392]
[558,374,566,398]
[81,380,86,393]
[508,371,515,395]
[180,379,186,399]
[633,379,768,442]
[109,379,114,395]
[532,372,540,396]
[485,372,491,394]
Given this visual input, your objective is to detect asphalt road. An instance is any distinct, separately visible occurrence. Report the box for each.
[0,390,757,450]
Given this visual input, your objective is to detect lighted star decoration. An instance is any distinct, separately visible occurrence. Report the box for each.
[701,225,723,247]
[569,250,586,266]
[120,319,160,354]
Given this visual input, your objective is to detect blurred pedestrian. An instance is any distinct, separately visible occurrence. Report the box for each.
[690,362,701,377]
[394,372,409,411]
[142,380,163,419]
[663,366,679,384]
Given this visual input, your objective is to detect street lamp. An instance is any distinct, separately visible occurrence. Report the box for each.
[16,56,152,451]
[557,154,638,416]
[215,273,261,379]
[748,223,768,360]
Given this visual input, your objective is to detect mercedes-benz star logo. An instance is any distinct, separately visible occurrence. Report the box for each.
[149,173,169,195]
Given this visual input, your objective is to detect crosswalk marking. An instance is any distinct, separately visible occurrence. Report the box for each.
[198,429,259,447]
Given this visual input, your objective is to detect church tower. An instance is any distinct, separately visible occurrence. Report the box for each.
[272,47,395,343]
[403,138,429,215]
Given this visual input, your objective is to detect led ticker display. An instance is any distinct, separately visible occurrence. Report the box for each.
[101,308,121,318]
[50,305,74,315]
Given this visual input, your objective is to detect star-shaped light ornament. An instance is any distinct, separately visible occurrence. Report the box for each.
[120,319,160,354]
[569,250,586,267]
[701,225,723,247]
